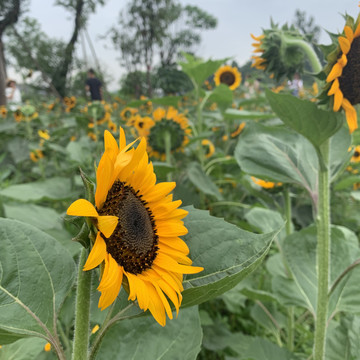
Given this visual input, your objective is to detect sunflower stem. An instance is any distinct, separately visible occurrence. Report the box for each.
[164,131,172,182]
[284,187,294,352]
[72,247,92,360]
[282,36,322,74]
[314,139,330,360]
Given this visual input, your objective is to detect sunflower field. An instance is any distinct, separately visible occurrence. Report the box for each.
[2,3,360,360]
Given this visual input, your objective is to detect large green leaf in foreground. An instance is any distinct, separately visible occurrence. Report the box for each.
[0,177,73,202]
[0,219,76,344]
[96,306,202,360]
[181,207,281,307]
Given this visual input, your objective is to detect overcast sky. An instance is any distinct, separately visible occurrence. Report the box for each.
[8,0,359,90]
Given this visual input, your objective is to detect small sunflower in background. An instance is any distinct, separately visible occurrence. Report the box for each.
[64,96,76,112]
[120,106,138,121]
[351,145,360,162]
[324,14,360,133]
[0,106,7,118]
[214,65,242,91]
[144,106,191,160]
[67,129,203,326]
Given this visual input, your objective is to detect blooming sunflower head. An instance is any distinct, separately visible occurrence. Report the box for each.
[145,107,191,159]
[351,145,360,162]
[251,22,306,81]
[321,14,360,133]
[214,65,242,91]
[67,129,202,326]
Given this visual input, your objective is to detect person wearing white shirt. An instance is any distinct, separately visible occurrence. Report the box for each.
[6,79,22,111]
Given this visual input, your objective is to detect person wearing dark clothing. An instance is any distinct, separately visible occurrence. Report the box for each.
[85,69,103,101]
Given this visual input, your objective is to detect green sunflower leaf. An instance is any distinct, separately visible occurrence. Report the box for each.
[280,225,360,316]
[265,89,343,149]
[95,306,202,360]
[0,177,74,202]
[206,84,233,111]
[187,162,223,200]
[179,54,227,88]
[181,207,282,307]
[0,337,48,359]
[0,218,76,343]
[235,122,318,198]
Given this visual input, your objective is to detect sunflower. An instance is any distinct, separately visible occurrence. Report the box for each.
[326,19,360,133]
[120,107,138,121]
[13,109,23,122]
[214,65,242,91]
[64,96,76,112]
[351,145,360,162]
[38,130,50,140]
[0,106,7,118]
[67,129,202,326]
[143,107,191,160]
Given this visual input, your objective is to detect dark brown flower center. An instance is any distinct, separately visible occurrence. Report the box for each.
[354,151,360,158]
[339,37,360,105]
[98,181,158,274]
[220,71,236,86]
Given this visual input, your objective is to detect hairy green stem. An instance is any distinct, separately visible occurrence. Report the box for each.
[164,131,172,182]
[314,139,330,360]
[284,187,294,351]
[282,36,322,74]
[72,248,92,360]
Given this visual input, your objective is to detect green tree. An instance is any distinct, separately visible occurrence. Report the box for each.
[107,0,217,97]
[0,0,21,105]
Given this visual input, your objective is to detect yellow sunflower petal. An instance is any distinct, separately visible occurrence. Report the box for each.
[156,220,188,236]
[158,236,190,254]
[83,233,107,271]
[143,182,176,203]
[146,284,166,326]
[154,283,173,320]
[99,265,123,310]
[155,253,203,274]
[344,25,354,43]
[327,79,339,95]
[156,278,181,314]
[67,199,98,217]
[354,21,360,38]
[338,36,350,54]
[119,127,127,151]
[326,63,343,83]
[97,216,118,238]
[126,273,150,310]
[104,130,119,163]
[342,98,358,133]
[98,254,120,290]
[95,153,113,209]
[333,89,344,112]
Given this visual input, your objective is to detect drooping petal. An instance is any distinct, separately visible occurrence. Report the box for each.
[344,25,354,43]
[333,89,344,112]
[98,265,123,310]
[327,79,339,95]
[83,233,107,271]
[326,63,343,83]
[97,216,118,238]
[67,199,98,217]
[155,253,203,274]
[342,98,358,133]
[338,36,350,54]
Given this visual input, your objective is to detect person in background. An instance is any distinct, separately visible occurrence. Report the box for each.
[6,79,22,111]
[288,72,303,97]
[85,68,102,101]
